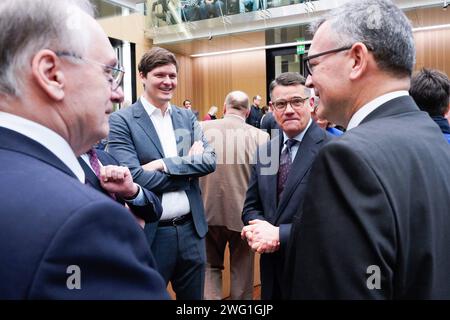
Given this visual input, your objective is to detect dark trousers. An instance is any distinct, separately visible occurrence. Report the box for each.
[151,220,206,300]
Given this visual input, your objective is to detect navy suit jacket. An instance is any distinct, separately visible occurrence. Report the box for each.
[78,150,162,223]
[287,96,450,299]
[0,127,168,299]
[242,120,332,299]
[108,100,216,244]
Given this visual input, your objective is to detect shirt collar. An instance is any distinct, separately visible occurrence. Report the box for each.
[224,114,246,122]
[347,91,409,130]
[140,96,172,117]
[0,112,85,183]
[282,118,313,145]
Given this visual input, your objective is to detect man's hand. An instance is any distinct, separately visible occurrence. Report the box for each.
[99,165,138,199]
[142,159,165,171]
[188,140,204,156]
[241,219,280,254]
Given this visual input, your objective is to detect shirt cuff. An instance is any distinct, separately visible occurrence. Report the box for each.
[124,184,146,206]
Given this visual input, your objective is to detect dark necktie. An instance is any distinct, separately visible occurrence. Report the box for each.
[277,139,297,201]
[87,149,101,178]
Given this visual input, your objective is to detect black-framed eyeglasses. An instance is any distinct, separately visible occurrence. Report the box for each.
[55,51,125,91]
[303,45,353,78]
[272,97,309,111]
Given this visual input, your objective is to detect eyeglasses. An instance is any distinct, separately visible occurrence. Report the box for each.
[272,97,308,111]
[303,45,353,78]
[55,51,125,91]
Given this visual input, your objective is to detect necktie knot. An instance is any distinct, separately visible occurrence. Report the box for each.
[285,138,297,151]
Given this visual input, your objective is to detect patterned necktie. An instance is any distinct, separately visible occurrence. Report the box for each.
[87,149,101,178]
[277,139,297,201]
[86,149,116,200]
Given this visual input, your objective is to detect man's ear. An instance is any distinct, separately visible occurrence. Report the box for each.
[31,49,65,101]
[349,42,370,80]
[223,103,227,114]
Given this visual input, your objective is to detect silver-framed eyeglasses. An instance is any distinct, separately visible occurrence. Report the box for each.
[273,97,308,111]
[55,51,125,91]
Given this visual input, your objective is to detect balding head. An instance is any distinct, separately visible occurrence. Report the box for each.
[224,91,249,117]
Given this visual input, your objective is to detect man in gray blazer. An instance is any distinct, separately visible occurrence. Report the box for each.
[108,47,216,300]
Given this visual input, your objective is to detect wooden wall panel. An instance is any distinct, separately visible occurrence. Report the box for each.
[414,28,450,76]
[191,50,266,119]
[172,54,194,108]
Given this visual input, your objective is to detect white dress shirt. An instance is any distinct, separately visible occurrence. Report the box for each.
[346,91,409,130]
[0,112,85,183]
[281,118,313,162]
[141,96,191,220]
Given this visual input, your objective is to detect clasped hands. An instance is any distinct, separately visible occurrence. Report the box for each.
[241,219,280,254]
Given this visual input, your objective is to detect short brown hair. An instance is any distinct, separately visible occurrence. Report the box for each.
[138,46,178,76]
[269,72,306,100]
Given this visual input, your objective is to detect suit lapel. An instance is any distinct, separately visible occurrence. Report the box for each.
[133,100,165,157]
[0,127,78,180]
[77,157,106,194]
[276,122,323,218]
[262,136,282,221]
[171,106,191,157]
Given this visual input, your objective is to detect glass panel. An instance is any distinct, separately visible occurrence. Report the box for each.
[146,0,318,26]
[274,54,300,78]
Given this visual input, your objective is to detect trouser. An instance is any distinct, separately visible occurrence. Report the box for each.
[204,225,254,300]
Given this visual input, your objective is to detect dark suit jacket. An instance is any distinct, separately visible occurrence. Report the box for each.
[246,105,262,128]
[0,127,168,299]
[242,121,331,299]
[78,150,162,223]
[287,96,450,299]
[260,112,280,139]
[108,100,216,244]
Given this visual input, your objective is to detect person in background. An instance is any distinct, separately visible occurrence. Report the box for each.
[260,104,280,139]
[203,105,218,120]
[0,0,168,299]
[200,91,269,300]
[182,99,200,119]
[287,0,450,299]
[246,95,262,128]
[409,68,450,144]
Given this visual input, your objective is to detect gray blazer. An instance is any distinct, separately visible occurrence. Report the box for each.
[107,100,216,242]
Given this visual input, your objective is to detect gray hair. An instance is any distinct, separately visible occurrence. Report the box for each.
[0,0,94,97]
[310,0,415,77]
[225,91,249,112]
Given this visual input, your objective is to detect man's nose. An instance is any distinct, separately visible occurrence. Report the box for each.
[284,102,295,113]
[111,86,124,104]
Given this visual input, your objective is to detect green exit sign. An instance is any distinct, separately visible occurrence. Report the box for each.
[296,37,305,55]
